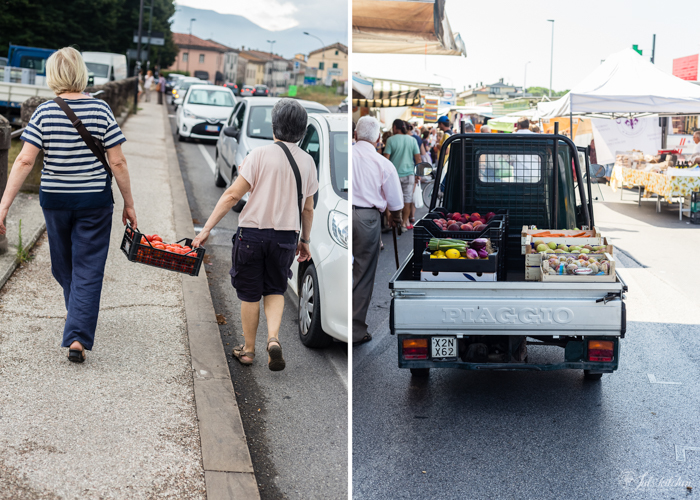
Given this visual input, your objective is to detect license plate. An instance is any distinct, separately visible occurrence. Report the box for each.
[205,125,220,132]
[432,337,457,359]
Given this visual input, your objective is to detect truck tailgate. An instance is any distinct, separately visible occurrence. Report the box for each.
[391,271,625,337]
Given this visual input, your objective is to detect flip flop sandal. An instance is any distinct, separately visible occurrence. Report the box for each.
[267,337,286,372]
[67,348,86,363]
[353,333,372,347]
[232,345,255,365]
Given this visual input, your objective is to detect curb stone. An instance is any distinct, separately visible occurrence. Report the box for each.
[0,218,46,292]
[161,104,261,500]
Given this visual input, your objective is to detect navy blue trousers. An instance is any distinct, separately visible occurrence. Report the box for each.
[43,206,113,350]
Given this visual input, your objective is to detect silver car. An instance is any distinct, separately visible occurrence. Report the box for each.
[213,97,330,211]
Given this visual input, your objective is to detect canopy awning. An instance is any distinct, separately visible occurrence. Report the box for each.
[352,88,421,108]
[352,0,466,56]
[537,48,700,119]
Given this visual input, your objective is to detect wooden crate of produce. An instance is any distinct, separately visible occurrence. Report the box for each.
[520,226,605,254]
[524,238,613,280]
[525,253,616,282]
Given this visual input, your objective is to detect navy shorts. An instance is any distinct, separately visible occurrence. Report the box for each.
[230,227,298,302]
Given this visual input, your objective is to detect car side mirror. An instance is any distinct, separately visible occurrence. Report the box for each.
[414,162,432,177]
[223,126,239,138]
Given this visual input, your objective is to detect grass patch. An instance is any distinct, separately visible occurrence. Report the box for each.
[8,138,22,169]
[16,220,32,264]
[281,85,346,107]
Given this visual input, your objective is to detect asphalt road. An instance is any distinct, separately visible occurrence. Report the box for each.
[167,106,348,500]
[353,189,700,499]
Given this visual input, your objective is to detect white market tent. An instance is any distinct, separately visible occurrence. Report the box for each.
[537,48,700,119]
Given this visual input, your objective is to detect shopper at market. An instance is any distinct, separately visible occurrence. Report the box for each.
[0,47,136,363]
[192,98,318,371]
[515,117,534,133]
[689,130,700,164]
[481,124,492,133]
[352,116,403,346]
[384,119,420,230]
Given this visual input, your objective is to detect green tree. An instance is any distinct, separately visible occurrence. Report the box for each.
[527,86,569,97]
[0,0,176,67]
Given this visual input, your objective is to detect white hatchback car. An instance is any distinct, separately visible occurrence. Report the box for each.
[176,85,237,142]
[288,113,348,347]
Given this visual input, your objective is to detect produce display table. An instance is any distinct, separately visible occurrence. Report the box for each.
[610,165,700,219]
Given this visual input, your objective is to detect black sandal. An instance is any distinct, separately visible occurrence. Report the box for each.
[267,337,285,372]
[353,334,372,347]
[68,348,86,363]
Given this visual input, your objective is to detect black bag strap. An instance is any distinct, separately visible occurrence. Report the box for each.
[274,141,303,235]
[53,96,113,179]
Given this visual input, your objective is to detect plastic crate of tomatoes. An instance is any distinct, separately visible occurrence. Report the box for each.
[120,222,205,276]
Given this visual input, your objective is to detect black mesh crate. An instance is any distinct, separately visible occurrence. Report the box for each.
[120,223,205,276]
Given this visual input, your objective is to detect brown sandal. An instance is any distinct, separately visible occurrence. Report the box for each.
[267,337,285,372]
[232,345,255,365]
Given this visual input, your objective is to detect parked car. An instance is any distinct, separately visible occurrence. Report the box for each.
[166,73,186,93]
[338,97,348,113]
[288,113,348,347]
[213,97,329,211]
[171,77,203,108]
[175,84,237,142]
[223,82,239,95]
[254,85,269,96]
[240,85,255,97]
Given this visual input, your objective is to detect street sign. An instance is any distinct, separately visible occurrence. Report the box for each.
[133,30,165,46]
[127,49,149,61]
[411,107,424,118]
[288,85,298,97]
[294,61,300,70]
[441,88,456,106]
[304,77,317,86]
[327,68,343,77]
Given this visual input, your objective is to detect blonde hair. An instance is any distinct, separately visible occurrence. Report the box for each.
[46,47,88,95]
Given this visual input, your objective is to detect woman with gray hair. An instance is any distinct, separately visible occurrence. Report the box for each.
[192,98,318,371]
[0,47,136,363]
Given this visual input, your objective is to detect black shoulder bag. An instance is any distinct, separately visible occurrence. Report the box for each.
[53,96,115,190]
[274,141,303,242]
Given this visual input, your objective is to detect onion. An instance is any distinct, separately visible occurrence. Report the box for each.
[466,249,478,260]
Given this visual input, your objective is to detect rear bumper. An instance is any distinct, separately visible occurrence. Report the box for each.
[397,334,620,373]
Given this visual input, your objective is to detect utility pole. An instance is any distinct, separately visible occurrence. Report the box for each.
[524,61,531,94]
[267,39,276,89]
[187,18,196,76]
[134,0,145,114]
[547,20,554,98]
[145,0,154,71]
[651,34,656,64]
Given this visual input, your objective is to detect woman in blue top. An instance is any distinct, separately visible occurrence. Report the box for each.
[0,47,137,363]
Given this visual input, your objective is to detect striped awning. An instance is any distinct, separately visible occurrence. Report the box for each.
[352,89,421,108]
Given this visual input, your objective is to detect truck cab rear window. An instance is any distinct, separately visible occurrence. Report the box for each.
[478,153,542,183]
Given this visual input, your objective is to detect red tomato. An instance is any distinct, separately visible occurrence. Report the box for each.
[151,235,163,243]
[171,243,183,249]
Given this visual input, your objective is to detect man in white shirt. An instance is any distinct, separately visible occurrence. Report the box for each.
[689,130,700,164]
[514,117,534,134]
[352,116,404,346]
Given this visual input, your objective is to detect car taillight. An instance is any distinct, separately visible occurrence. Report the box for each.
[588,340,614,362]
[403,338,428,360]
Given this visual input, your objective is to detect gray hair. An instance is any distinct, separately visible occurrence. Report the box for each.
[356,116,381,143]
[463,122,475,132]
[480,125,492,133]
[272,98,308,142]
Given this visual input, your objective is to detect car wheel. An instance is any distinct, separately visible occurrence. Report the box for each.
[298,264,333,348]
[214,156,226,187]
[177,129,186,142]
[583,370,603,381]
[410,368,430,377]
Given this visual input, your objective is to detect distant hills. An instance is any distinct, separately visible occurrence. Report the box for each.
[170,6,347,59]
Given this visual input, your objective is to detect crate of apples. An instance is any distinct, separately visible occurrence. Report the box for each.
[432,212,496,232]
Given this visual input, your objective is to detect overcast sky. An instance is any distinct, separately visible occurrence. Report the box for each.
[176,0,347,33]
[354,0,700,92]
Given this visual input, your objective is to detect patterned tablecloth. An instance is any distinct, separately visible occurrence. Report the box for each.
[610,166,700,202]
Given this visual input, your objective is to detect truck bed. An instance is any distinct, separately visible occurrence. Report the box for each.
[390,251,626,338]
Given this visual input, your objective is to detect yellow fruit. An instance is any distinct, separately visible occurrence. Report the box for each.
[438,255,447,259]
[430,255,437,259]
[445,249,460,259]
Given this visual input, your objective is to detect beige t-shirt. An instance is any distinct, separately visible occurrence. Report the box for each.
[238,141,319,231]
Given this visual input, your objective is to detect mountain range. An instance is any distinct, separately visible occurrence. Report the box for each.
[170,6,347,59]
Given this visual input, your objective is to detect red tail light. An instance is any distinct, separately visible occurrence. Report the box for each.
[403,338,428,360]
[588,340,614,362]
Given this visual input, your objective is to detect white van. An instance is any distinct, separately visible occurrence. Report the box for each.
[82,52,127,85]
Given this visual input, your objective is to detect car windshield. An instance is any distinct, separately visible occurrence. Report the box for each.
[187,89,234,107]
[179,80,198,91]
[247,106,274,140]
[85,62,109,78]
[330,132,348,199]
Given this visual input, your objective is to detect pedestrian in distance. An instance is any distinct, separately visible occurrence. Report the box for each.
[192,99,317,371]
[383,119,420,230]
[144,70,154,102]
[515,117,534,134]
[352,116,403,346]
[0,47,137,363]
[481,124,492,133]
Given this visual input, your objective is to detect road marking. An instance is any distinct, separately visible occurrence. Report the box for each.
[648,374,682,385]
[168,114,175,118]
[328,351,348,390]
[676,445,700,462]
[198,144,216,174]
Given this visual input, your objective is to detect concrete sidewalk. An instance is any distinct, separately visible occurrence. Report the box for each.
[0,102,256,499]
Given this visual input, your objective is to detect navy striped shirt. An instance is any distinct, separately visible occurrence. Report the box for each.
[21,98,126,210]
